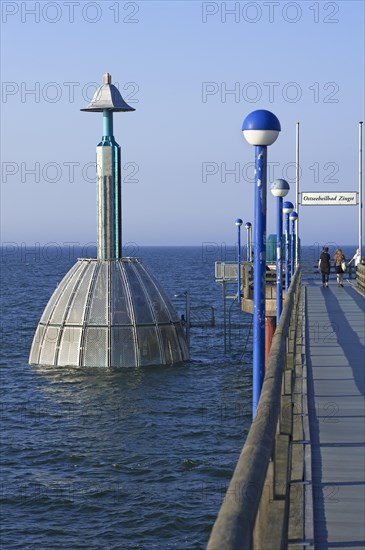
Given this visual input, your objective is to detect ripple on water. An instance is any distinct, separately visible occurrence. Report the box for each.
[1,247,255,548]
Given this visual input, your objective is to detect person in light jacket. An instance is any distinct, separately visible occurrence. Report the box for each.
[334,248,346,287]
[318,246,331,288]
[348,248,361,268]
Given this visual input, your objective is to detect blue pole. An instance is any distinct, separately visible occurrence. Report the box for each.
[291,219,295,277]
[285,212,290,291]
[276,196,283,323]
[237,225,241,307]
[245,223,252,261]
[253,145,267,417]
[103,109,113,137]
[246,227,250,261]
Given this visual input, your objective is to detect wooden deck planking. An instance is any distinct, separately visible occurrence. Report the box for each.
[305,281,365,550]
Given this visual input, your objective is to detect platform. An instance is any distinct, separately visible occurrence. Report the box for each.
[304,280,365,549]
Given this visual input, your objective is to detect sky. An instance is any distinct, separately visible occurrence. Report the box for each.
[1,0,364,248]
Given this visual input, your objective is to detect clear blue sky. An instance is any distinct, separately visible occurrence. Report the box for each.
[1,0,364,247]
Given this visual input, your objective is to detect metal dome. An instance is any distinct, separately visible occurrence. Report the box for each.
[29,258,189,368]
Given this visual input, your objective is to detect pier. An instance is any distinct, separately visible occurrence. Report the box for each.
[208,265,365,549]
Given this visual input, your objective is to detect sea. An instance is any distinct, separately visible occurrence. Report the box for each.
[0,243,358,549]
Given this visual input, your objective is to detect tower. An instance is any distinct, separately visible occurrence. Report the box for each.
[29,74,189,368]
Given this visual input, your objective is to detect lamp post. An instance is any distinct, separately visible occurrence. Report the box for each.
[235,219,243,307]
[359,122,363,257]
[283,201,294,292]
[290,211,298,278]
[242,109,281,417]
[270,179,290,324]
[245,222,252,262]
[295,122,300,268]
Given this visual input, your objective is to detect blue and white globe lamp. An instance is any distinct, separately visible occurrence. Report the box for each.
[242,110,281,417]
[270,179,290,323]
[283,201,294,291]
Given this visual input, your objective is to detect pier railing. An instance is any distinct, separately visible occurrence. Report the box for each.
[207,268,303,550]
[215,260,356,282]
[356,264,365,294]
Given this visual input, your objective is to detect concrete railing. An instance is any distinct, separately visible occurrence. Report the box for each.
[207,268,303,550]
[356,264,365,294]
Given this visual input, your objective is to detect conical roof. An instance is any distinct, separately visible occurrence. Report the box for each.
[80,73,135,112]
[29,258,189,367]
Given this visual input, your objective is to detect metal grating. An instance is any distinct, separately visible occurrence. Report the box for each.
[111,327,136,367]
[58,327,82,367]
[160,325,182,364]
[83,327,108,367]
[123,261,154,325]
[111,262,132,325]
[40,262,81,324]
[87,262,108,325]
[133,262,171,324]
[67,262,96,324]
[49,266,84,325]
[39,326,59,365]
[29,324,46,365]
[136,326,162,366]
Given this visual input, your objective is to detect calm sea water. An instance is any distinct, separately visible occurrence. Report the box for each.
[0,245,254,550]
[0,244,357,549]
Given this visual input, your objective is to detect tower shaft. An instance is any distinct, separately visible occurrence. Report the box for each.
[80,72,135,260]
[96,109,122,259]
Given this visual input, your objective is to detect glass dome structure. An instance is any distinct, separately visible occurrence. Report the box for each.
[30,258,189,367]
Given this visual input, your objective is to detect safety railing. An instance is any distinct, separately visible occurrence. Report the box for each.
[356,264,365,294]
[215,261,356,281]
[300,262,356,279]
[207,268,303,550]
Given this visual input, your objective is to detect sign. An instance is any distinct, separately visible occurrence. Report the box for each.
[300,192,357,206]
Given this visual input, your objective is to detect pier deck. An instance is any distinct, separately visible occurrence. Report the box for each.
[305,280,365,549]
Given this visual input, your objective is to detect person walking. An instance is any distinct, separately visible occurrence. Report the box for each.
[334,248,346,287]
[348,247,361,268]
[318,246,331,287]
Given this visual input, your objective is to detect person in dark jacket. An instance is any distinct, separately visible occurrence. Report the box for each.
[318,246,331,287]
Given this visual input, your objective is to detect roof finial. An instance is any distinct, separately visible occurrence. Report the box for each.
[103,73,112,84]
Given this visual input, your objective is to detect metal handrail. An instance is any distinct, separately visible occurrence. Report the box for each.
[207,268,301,550]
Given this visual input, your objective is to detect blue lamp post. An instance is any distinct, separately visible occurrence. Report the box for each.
[242,110,281,417]
[270,179,290,324]
[235,219,243,307]
[290,211,298,277]
[283,201,294,291]
[245,222,252,262]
